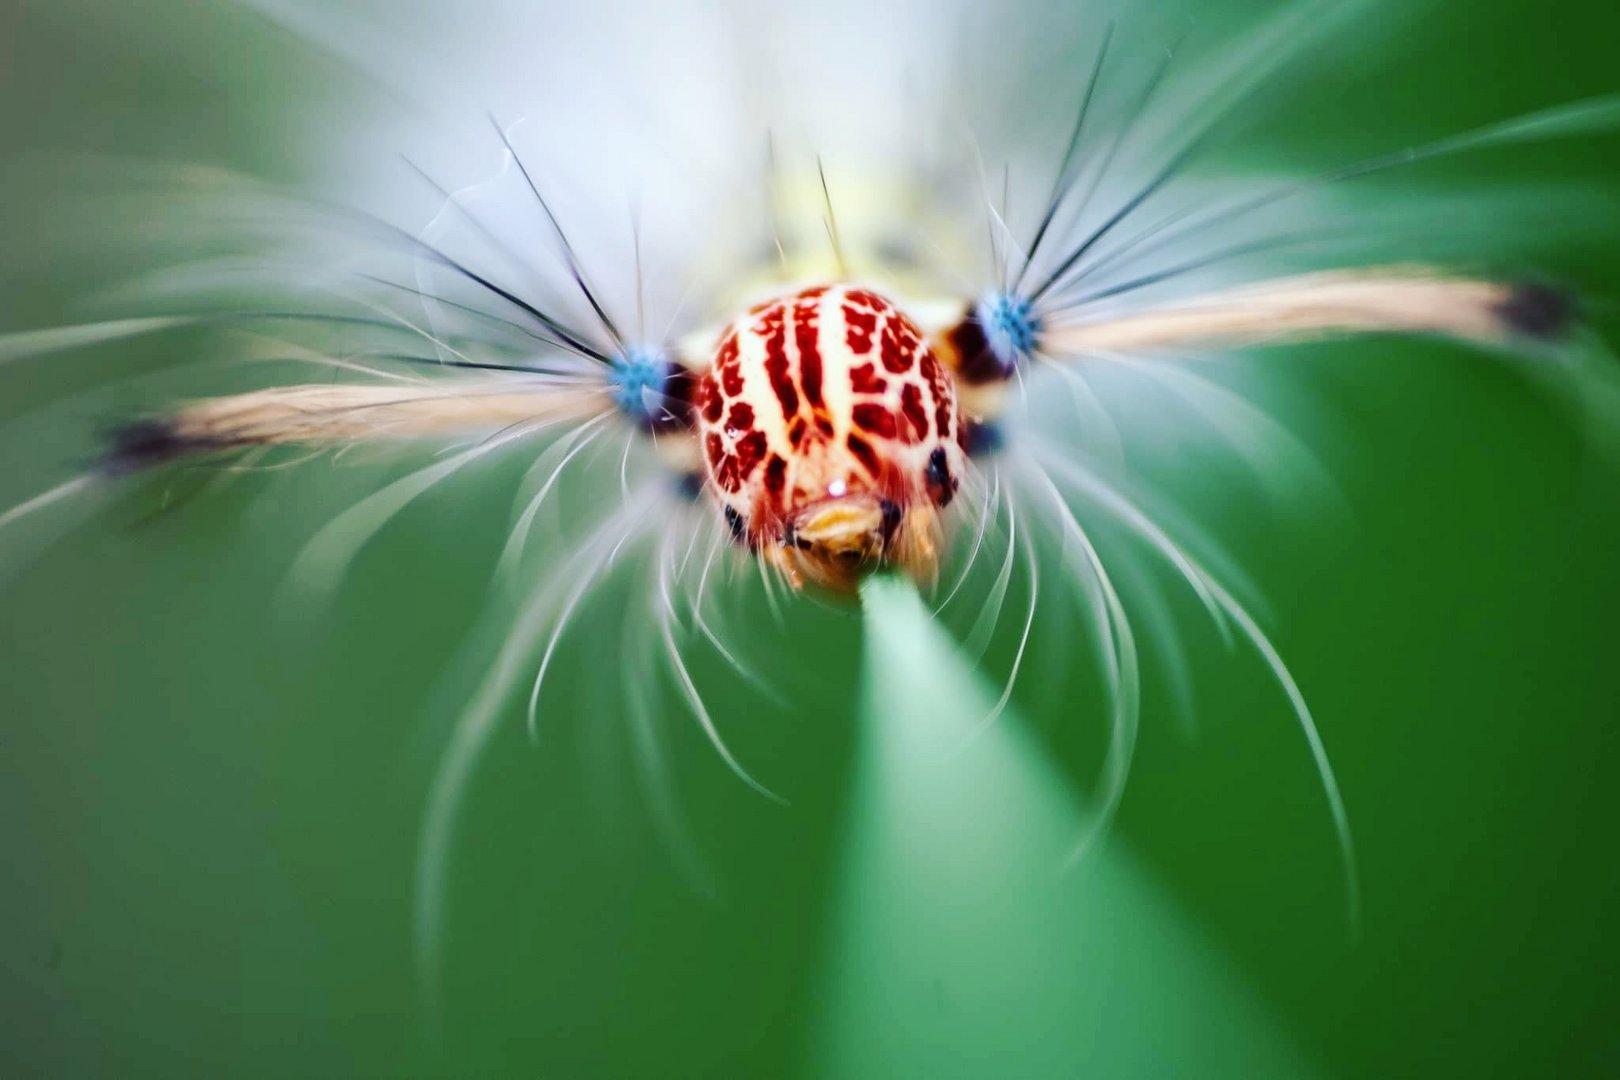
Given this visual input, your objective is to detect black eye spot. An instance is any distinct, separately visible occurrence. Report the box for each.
[925,447,955,508]
[879,499,902,540]
[723,505,746,541]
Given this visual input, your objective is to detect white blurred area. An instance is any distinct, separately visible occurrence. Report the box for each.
[234,0,979,322]
[9,0,1610,352]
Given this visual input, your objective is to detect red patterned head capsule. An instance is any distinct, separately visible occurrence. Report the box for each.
[694,284,965,592]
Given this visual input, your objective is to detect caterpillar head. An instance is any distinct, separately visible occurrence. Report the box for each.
[696,284,964,594]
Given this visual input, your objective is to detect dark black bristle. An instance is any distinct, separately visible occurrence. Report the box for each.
[99,419,209,476]
[485,115,624,352]
[1495,282,1575,340]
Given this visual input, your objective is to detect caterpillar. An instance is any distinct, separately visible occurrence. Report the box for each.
[3,0,1618,1029]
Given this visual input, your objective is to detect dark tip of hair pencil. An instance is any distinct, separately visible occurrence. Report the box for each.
[1495,282,1575,340]
[99,419,209,476]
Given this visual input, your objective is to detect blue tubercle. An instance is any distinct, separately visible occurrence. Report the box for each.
[975,292,1043,372]
[609,346,674,426]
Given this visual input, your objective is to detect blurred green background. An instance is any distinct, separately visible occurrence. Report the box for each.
[2,1,1618,1076]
